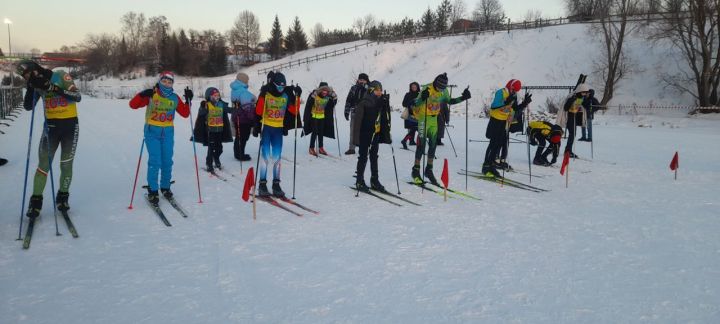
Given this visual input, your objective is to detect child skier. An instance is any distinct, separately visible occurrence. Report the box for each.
[17,60,82,218]
[527,120,563,166]
[482,79,532,177]
[400,82,420,150]
[230,73,256,161]
[193,87,234,171]
[253,72,302,197]
[557,83,589,158]
[411,73,470,184]
[351,80,392,191]
[129,71,191,204]
[303,82,337,156]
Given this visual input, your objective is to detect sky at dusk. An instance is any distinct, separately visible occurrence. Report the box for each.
[2,0,565,53]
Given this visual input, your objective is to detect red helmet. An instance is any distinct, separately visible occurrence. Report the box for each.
[506,79,522,93]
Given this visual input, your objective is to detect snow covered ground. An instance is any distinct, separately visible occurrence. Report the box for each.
[0,97,718,323]
[2,23,719,323]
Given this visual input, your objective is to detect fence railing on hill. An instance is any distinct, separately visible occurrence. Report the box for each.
[0,86,23,134]
[256,42,374,75]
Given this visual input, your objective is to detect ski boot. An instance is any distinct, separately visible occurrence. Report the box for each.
[567,151,578,158]
[401,138,408,150]
[370,176,385,192]
[257,180,271,197]
[495,159,513,171]
[344,148,355,155]
[437,139,444,146]
[241,154,252,161]
[206,163,214,172]
[147,189,160,206]
[272,179,285,198]
[160,188,173,199]
[409,137,417,146]
[482,164,501,178]
[355,178,369,192]
[424,165,439,185]
[309,147,318,156]
[56,191,70,211]
[215,162,222,170]
[26,195,43,219]
[411,165,422,184]
[318,147,328,155]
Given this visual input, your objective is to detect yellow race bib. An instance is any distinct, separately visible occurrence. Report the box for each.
[207,102,224,127]
[43,94,78,120]
[262,93,287,128]
[145,93,177,127]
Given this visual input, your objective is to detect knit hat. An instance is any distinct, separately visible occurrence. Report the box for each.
[204,87,220,101]
[272,72,286,86]
[575,83,590,93]
[358,73,369,82]
[159,71,175,83]
[236,72,249,84]
[433,73,448,90]
[506,79,521,93]
[368,80,383,92]
[317,82,331,95]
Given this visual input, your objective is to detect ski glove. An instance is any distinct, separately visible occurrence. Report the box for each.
[184,88,194,102]
[504,94,516,105]
[523,93,533,105]
[294,85,302,98]
[28,75,51,91]
[420,88,430,101]
[461,88,471,100]
[140,89,155,98]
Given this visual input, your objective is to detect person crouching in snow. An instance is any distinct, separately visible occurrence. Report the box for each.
[352,80,392,192]
[230,73,256,162]
[527,120,563,166]
[303,82,337,156]
[129,71,191,204]
[253,72,302,198]
[193,87,234,172]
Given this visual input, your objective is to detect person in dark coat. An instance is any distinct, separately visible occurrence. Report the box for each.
[400,82,420,149]
[351,80,391,191]
[579,88,601,142]
[193,87,234,171]
[344,73,369,155]
[303,82,337,156]
[527,120,563,166]
[230,72,256,161]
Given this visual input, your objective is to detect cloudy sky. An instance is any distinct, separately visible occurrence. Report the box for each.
[2,0,565,53]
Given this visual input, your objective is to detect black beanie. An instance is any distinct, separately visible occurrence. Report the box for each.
[319,82,328,87]
[358,73,369,82]
[434,73,448,90]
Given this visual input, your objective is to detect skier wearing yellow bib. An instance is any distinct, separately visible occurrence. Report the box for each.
[193,87,234,171]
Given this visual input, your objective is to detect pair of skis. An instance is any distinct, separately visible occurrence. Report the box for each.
[459,169,549,193]
[22,209,79,250]
[405,181,482,201]
[350,186,423,207]
[144,194,190,227]
[255,195,319,217]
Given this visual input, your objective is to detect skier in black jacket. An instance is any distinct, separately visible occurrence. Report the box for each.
[351,80,391,191]
[400,82,420,149]
[579,88,600,142]
[344,73,369,155]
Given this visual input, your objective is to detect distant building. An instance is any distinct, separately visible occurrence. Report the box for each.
[451,19,475,31]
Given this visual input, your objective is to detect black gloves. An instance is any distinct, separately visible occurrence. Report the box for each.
[184,88,194,102]
[252,126,260,137]
[420,88,430,101]
[461,88,471,100]
[28,75,51,91]
[344,111,349,121]
[381,94,390,108]
[523,93,533,105]
[294,85,302,98]
[504,94,516,105]
[140,89,155,98]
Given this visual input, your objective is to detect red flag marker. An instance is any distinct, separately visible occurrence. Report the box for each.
[560,151,570,176]
[242,167,255,202]
[670,151,679,180]
[441,158,449,189]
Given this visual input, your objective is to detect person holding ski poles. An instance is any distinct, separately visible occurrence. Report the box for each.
[352,80,392,191]
[400,82,420,150]
[253,72,302,197]
[579,88,600,142]
[230,72,256,162]
[193,87,234,171]
[557,83,589,158]
[303,82,337,156]
[343,73,369,155]
[129,71,191,205]
[17,60,82,218]
[527,120,563,166]
[410,73,470,185]
[481,79,532,178]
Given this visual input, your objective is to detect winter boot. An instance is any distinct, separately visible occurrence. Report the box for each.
[147,189,160,206]
[533,148,545,166]
[355,178,369,192]
[272,179,285,198]
[344,148,356,155]
[567,151,579,158]
[206,163,214,172]
[309,147,318,156]
[424,165,439,185]
[409,137,417,146]
[160,188,173,199]
[370,176,385,192]
[482,164,501,178]
[401,140,408,150]
[241,154,252,161]
[497,159,513,171]
[411,165,422,184]
[257,180,270,197]
[318,147,328,155]
[26,195,43,219]
[56,191,70,211]
[437,139,444,146]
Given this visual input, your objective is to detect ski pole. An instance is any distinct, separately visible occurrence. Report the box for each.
[128,138,145,209]
[41,115,60,236]
[185,87,203,203]
[18,95,38,241]
[252,123,264,221]
[445,121,458,158]
[421,98,428,193]
[525,90,532,183]
[465,93,468,191]
[334,99,341,156]
[292,82,299,200]
[390,145,401,194]
[444,87,457,158]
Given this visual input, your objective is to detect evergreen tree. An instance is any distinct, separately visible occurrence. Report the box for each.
[421,8,436,35]
[436,0,452,32]
[268,15,283,59]
[290,16,308,51]
[284,25,295,54]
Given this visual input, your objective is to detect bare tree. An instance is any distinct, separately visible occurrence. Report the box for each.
[229,10,260,63]
[593,0,641,105]
[564,0,602,18]
[653,0,720,106]
[120,12,146,63]
[450,0,468,24]
[353,14,377,38]
[310,23,324,47]
[473,0,506,29]
[524,9,543,21]
[145,16,170,72]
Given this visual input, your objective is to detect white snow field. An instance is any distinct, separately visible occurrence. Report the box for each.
[1,24,719,323]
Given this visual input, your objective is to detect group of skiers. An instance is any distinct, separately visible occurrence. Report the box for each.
[14,59,598,219]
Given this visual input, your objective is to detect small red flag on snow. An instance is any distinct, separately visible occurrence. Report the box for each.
[670,151,679,171]
[441,158,449,188]
[242,167,255,202]
[560,151,570,176]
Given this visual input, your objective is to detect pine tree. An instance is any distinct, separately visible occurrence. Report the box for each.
[421,8,435,35]
[436,0,452,32]
[268,15,283,59]
[284,25,295,54]
[290,16,308,51]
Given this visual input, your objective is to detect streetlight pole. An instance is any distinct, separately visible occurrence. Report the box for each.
[4,18,12,87]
